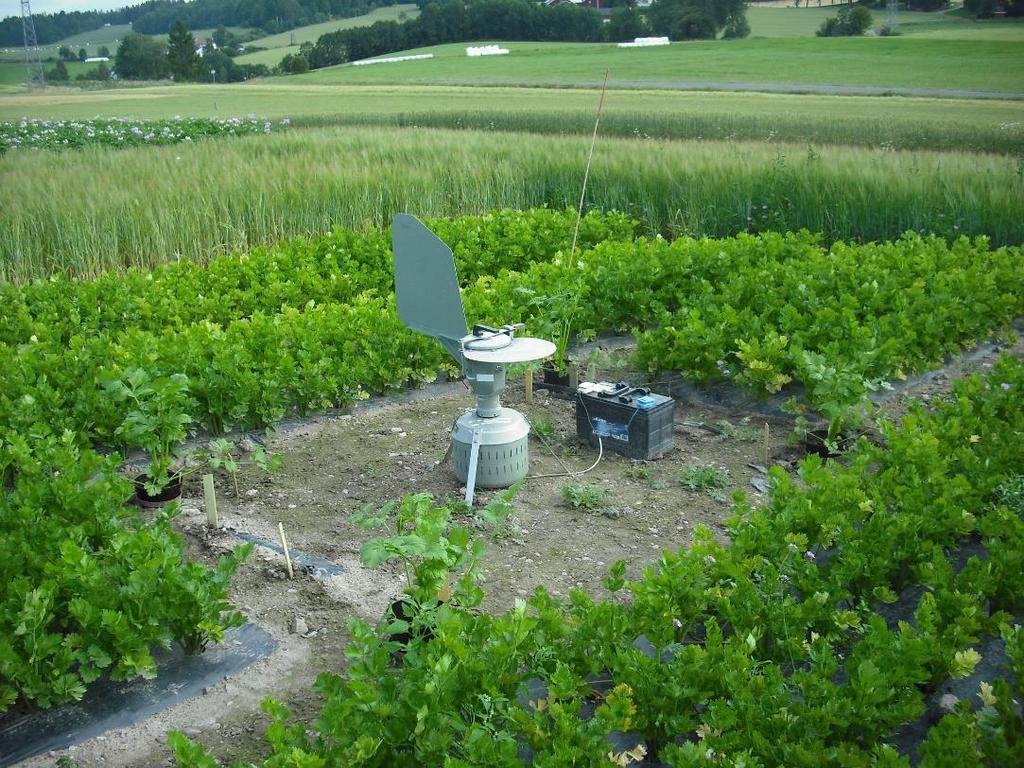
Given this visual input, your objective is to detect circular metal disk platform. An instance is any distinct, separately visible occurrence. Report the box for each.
[462,337,556,364]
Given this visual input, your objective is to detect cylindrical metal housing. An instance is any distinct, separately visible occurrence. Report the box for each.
[452,407,530,488]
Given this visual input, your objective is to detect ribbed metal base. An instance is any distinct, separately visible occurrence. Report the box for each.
[452,408,530,488]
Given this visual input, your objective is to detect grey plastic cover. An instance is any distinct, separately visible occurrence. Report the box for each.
[392,214,468,345]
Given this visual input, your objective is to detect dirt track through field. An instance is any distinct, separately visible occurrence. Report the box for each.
[439,78,1024,100]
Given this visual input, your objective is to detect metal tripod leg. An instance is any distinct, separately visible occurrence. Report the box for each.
[464,428,482,507]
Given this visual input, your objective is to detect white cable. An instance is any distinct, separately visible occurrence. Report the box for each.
[526,432,603,480]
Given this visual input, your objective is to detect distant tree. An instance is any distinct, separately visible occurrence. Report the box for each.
[963,0,993,15]
[237,63,269,80]
[167,19,202,81]
[201,47,265,82]
[962,0,1020,15]
[203,47,230,82]
[98,45,111,58]
[441,0,470,40]
[607,6,648,42]
[279,52,310,74]
[212,25,232,49]
[308,32,348,68]
[78,47,88,61]
[648,0,748,40]
[47,59,70,81]
[816,5,873,36]
[115,33,170,80]
[77,61,112,81]
[722,13,751,38]
[417,2,444,45]
[58,45,74,60]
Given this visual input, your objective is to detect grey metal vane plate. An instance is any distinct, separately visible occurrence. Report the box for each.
[392,213,468,346]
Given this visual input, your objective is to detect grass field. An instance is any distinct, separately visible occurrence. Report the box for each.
[292,38,1024,93]
[2,125,1020,279]
[2,83,1021,154]
[0,60,99,85]
[746,6,1024,39]
[244,4,420,49]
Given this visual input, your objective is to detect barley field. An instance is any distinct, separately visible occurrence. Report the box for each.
[2,125,1019,281]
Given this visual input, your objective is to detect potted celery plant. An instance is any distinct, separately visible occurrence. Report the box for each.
[104,368,196,506]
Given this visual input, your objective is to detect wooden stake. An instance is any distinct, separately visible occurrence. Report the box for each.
[278,522,294,579]
[203,473,218,528]
[764,423,771,468]
[524,368,534,403]
[569,367,579,391]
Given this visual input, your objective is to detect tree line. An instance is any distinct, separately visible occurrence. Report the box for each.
[0,0,403,46]
[302,0,747,72]
[129,0,397,35]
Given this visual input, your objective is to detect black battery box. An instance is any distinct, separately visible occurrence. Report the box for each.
[575,381,675,460]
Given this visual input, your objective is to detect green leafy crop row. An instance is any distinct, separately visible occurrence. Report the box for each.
[462,229,1023,439]
[0,431,250,712]
[0,207,635,347]
[5,213,1017,451]
[171,358,1024,767]
[0,208,636,441]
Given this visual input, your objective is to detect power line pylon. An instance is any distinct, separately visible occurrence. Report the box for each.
[21,0,46,91]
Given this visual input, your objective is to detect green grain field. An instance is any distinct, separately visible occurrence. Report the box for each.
[2,125,1020,280]
[2,83,1021,154]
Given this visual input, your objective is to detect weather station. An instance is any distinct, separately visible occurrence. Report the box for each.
[392,214,556,506]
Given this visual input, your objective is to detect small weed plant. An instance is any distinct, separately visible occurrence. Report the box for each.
[561,482,610,511]
[677,463,729,492]
[624,462,651,482]
[530,417,557,441]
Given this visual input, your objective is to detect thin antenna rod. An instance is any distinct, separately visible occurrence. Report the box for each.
[568,69,608,269]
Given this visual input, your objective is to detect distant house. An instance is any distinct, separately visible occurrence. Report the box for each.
[543,0,614,17]
[545,0,653,6]
[195,37,216,56]
[84,56,110,63]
